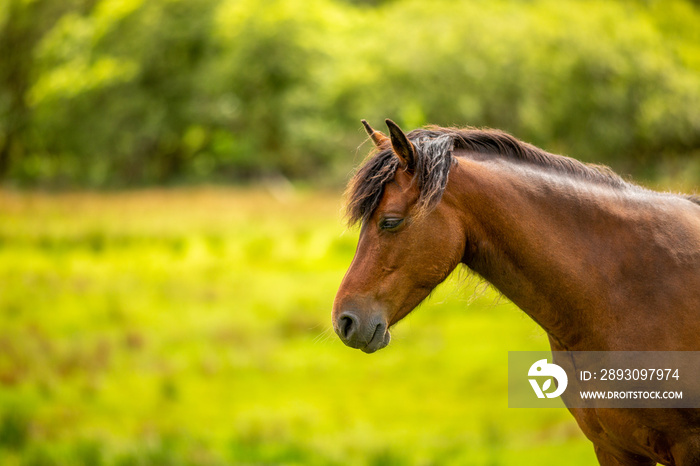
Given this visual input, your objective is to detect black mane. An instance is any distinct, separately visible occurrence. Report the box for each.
[346,126,696,226]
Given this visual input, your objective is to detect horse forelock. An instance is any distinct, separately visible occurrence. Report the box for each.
[345,125,634,227]
[345,149,400,227]
[345,134,455,226]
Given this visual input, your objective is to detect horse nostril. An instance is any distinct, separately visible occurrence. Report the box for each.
[374,321,386,338]
[339,312,358,340]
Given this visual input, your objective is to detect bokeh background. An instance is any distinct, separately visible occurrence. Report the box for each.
[1,0,699,464]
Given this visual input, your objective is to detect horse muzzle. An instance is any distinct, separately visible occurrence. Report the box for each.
[333,309,391,353]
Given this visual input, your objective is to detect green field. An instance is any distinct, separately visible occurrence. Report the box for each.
[0,188,596,465]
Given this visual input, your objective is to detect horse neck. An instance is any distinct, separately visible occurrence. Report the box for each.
[447,155,694,350]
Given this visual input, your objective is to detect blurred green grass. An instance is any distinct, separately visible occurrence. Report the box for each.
[0,187,594,465]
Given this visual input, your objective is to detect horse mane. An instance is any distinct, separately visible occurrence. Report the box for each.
[346,126,635,226]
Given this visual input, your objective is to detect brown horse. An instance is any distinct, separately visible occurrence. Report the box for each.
[332,119,700,466]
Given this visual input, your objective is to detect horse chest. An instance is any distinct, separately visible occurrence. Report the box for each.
[572,407,675,465]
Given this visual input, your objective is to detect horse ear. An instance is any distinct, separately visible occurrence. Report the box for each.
[361,119,389,148]
[385,119,415,170]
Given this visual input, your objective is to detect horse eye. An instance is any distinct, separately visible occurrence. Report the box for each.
[379,218,404,231]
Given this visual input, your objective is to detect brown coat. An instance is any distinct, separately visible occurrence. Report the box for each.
[333,120,700,465]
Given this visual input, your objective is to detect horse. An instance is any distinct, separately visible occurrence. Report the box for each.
[332,119,700,466]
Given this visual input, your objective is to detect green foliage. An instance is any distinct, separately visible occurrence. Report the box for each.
[0,188,595,465]
[1,0,699,185]
[0,408,30,450]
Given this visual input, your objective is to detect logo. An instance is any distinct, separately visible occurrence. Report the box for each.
[528,359,568,398]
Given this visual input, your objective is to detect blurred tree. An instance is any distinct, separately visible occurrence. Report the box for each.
[26,0,218,184]
[0,0,93,178]
[0,0,699,186]
[202,0,319,178]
